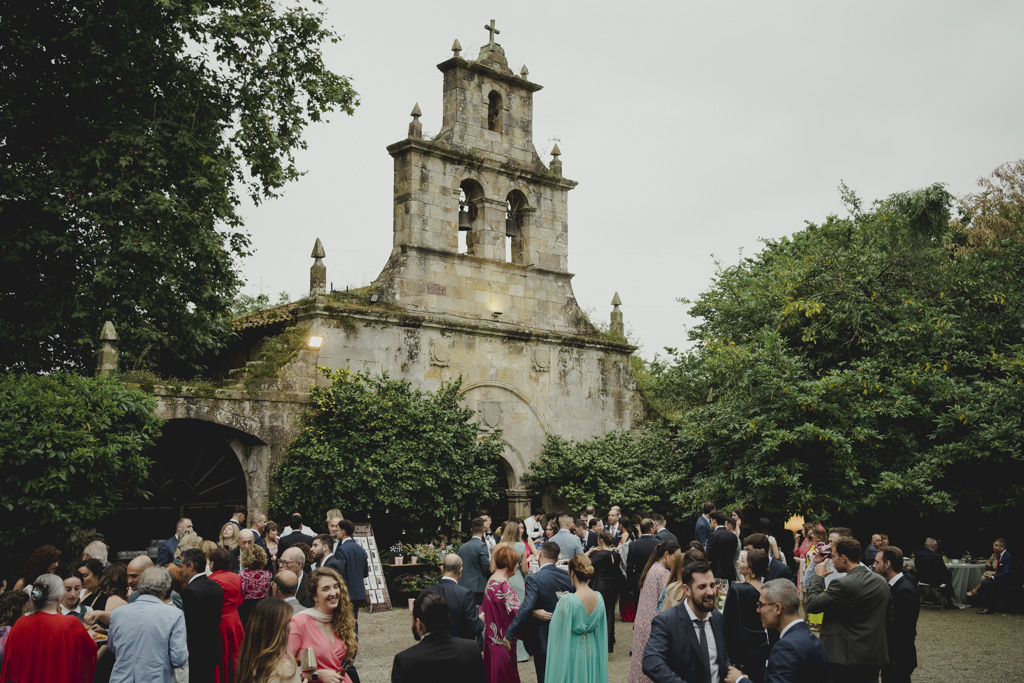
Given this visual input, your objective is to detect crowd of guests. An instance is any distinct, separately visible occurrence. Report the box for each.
[0,506,368,683]
[0,501,1014,683]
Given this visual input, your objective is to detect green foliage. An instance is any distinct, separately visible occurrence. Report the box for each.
[641,173,1024,521]
[524,428,683,515]
[0,373,161,557]
[271,369,504,542]
[243,330,306,388]
[231,291,292,319]
[0,1,357,376]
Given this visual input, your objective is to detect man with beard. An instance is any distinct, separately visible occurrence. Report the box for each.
[643,560,730,682]
[391,590,486,682]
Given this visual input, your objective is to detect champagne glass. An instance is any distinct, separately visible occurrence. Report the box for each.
[715,579,729,610]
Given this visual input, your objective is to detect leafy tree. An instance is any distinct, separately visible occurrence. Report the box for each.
[642,170,1024,522]
[0,1,357,376]
[523,428,683,517]
[271,369,504,543]
[230,291,293,319]
[0,373,161,566]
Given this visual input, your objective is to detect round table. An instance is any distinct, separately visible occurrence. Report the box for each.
[947,562,985,603]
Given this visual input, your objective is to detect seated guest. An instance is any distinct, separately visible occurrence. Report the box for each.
[108,567,188,681]
[392,591,486,683]
[863,534,884,567]
[423,554,484,640]
[725,579,827,683]
[745,533,794,585]
[976,538,1014,614]
[913,539,954,607]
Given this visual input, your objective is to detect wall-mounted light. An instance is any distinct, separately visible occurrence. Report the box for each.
[369,293,380,303]
[308,335,324,349]
[491,311,502,319]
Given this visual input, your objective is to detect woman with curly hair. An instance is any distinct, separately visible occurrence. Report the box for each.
[288,567,357,683]
[0,590,31,664]
[235,598,300,683]
[239,545,272,626]
[11,544,61,592]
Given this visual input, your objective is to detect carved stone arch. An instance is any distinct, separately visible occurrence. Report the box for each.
[495,181,538,209]
[452,167,495,198]
[459,380,551,491]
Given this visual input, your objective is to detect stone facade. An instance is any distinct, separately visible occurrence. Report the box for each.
[150,28,644,520]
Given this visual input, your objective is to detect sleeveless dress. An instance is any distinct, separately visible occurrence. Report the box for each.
[628,561,669,683]
[209,570,245,683]
[482,578,521,683]
[545,592,609,683]
[509,542,529,662]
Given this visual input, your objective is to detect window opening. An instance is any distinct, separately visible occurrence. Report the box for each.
[487,91,503,133]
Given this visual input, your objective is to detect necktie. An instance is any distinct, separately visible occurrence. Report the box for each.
[695,619,711,682]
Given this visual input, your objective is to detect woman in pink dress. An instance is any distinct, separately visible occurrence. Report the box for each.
[288,567,357,683]
[208,547,245,683]
[628,540,681,683]
[483,545,522,683]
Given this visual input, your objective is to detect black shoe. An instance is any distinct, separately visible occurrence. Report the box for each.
[977,608,994,614]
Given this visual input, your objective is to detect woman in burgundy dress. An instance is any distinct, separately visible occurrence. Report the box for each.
[483,545,522,683]
[208,546,244,683]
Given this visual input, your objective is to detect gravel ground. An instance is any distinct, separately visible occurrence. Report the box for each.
[353,604,1023,682]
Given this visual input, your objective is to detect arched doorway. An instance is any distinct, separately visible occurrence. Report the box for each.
[102,419,249,557]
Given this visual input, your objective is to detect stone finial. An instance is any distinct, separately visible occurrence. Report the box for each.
[549,144,562,177]
[310,238,327,296]
[520,64,529,78]
[96,321,119,377]
[408,102,422,139]
[451,39,462,57]
[610,292,624,338]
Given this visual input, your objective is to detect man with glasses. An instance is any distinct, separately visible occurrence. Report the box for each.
[278,546,311,607]
[726,580,828,682]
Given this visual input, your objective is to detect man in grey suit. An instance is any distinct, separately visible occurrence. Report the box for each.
[458,517,491,609]
[806,536,892,683]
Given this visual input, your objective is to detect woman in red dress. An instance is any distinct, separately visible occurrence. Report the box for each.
[208,546,244,683]
[0,574,97,682]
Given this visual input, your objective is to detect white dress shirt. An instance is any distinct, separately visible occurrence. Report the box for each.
[683,599,719,683]
[524,516,543,540]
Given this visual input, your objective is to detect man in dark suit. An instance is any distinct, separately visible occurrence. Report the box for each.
[806,536,893,682]
[391,590,486,683]
[726,579,827,683]
[628,518,661,599]
[308,534,343,573]
[177,548,223,683]
[457,517,491,610]
[706,511,738,582]
[874,546,919,683]
[653,514,680,544]
[278,547,312,607]
[276,513,316,560]
[333,520,369,624]
[504,542,573,683]
[695,501,716,549]
[576,518,598,551]
[643,560,730,682]
[746,533,795,585]
[229,528,273,573]
[915,537,942,562]
[423,554,484,640]
[157,517,191,567]
[976,537,1014,614]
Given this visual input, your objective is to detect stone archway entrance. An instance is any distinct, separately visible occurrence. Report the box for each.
[102,419,250,555]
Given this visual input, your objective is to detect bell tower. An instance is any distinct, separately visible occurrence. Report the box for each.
[377,22,589,335]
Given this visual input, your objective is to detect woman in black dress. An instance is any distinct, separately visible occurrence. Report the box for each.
[589,530,622,652]
[724,549,770,683]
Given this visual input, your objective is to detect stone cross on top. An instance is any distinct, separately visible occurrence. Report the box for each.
[484,19,500,46]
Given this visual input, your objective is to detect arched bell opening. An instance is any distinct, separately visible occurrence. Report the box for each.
[458,179,485,256]
[487,90,503,133]
[505,190,528,264]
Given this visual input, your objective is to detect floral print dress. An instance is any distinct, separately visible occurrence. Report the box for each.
[482,578,521,683]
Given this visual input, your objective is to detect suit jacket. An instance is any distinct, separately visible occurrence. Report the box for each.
[504,563,573,655]
[655,527,680,545]
[582,530,599,552]
[108,594,189,683]
[706,527,738,582]
[766,556,796,585]
[276,529,314,560]
[696,515,712,548]
[423,578,483,640]
[457,537,490,595]
[993,549,1014,583]
[313,552,344,575]
[627,535,661,596]
[391,631,486,683]
[180,575,224,670]
[761,620,828,683]
[642,604,729,683]
[156,535,178,567]
[887,574,919,670]
[335,538,369,602]
[296,568,312,608]
[805,565,893,667]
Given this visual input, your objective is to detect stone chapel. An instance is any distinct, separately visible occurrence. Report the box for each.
[113,24,644,545]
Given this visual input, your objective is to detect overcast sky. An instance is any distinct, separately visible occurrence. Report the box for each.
[237,1,1024,360]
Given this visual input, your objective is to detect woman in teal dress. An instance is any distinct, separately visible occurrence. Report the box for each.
[544,554,608,683]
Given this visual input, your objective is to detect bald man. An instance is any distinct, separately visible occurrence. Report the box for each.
[127,555,183,610]
[272,570,302,614]
[230,528,271,573]
[278,546,311,606]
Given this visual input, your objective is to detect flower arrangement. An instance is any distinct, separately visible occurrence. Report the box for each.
[392,571,442,592]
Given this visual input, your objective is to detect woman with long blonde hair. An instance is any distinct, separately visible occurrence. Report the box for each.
[218,522,238,550]
[287,568,357,683]
[235,598,300,683]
